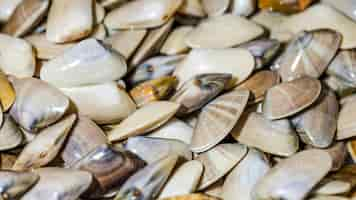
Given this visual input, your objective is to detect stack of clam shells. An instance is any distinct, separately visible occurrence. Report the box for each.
[0,0,356,200]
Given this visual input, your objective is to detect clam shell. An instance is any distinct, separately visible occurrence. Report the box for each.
[337,97,356,140]
[40,38,127,87]
[46,0,94,43]
[314,181,352,196]
[161,26,193,55]
[310,196,350,200]
[104,0,183,29]
[196,143,248,190]
[178,0,206,17]
[90,24,107,41]
[174,48,255,88]
[99,0,127,9]
[323,75,356,97]
[21,167,92,200]
[162,194,221,200]
[0,72,15,111]
[322,0,356,22]
[124,136,192,164]
[0,170,39,199]
[231,0,256,16]
[0,115,23,151]
[60,81,136,124]
[280,4,356,49]
[327,49,356,86]
[10,77,70,132]
[95,2,105,24]
[191,89,250,153]
[108,101,179,142]
[201,0,230,17]
[1,0,50,37]
[12,114,76,171]
[252,149,332,200]
[276,29,341,82]
[263,77,321,120]
[222,148,270,200]
[347,139,356,162]
[159,160,204,198]
[326,142,348,171]
[0,0,22,23]
[1,153,17,170]
[0,34,36,78]
[185,14,264,49]
[203,179,224,199]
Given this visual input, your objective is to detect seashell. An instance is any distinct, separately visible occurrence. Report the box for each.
[201,0,230,17]
[174,48,255,88]
[25,33,75,60]
[12,114,76,171]
[236,70,280,104]
[161,26,193,55]
[196,143,248,190]
[0,170,39,199]
[234,112,299,156]
[310,196,350,200]
[159,160,204,198]
[40,38,127,87]
[191,89,250,153]
[10,77,70,132]
[99,0,128,9]
[280,4,356,49]
[104,0,183,30]
[0,73,15,111]
[185,14,264,49]
[0,34,36,78]
[130,76,178,107]
[124,136,192,164]
[130,18,174,67]
[347,139,356,162]
[1,153,17,170]
[114,154,178,200]
[0,115,23,151]
[60,81,136,124]
[171,73,232,116]
[291,89,338,148]
[161,194,221,200]
[258,0,314,14]
[252,149,332,200]
[46,0,94,43]
[322,0,356,22]
[323,75,356,97]
[108,101,180,142]
[104,29,147,59]
[203,179,224,199]
[61,116,108,166]
[95,3,105,25]
[263,77,321,120]
[314,181,352,196]
[90,24,107,41]
[72,144,146,195]
[337,97,356,140]
[21,167,92,200]
[276,29,341,82]
[128,55,185,87]
[327,49,356,86]
[178,0,206,17]
[231,0,256,17]
[326,142,348,172]
[1,0,50,37]
[222,148,270,200]
[148,118,193,144]
[0,0,22,23]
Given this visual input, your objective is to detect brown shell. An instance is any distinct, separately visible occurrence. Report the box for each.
[347,139,356,162]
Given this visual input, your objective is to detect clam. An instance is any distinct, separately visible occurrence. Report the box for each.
[89,24,107,41]
[46,0,94,43]
[161,26,193,55]
[252,149,332,200]
[326,142,348,171]
[231,0,256,16]
[222,148,270,200]
[322,0,356,22]
[99,0,128,9]
[40,38,127,87]
[72,144,146,195]
[280,4,356,49]
[171,73,232,116]
[0,115,23,151]
[203,180,224,199]
[114,154,178,200]
[276,29,341,82]
[327,49,356,86]
[0,72,15,111]
[21,167,92,200]
[201,0,230,17]
[128,55,185,86]
[196,143,248,190]
[0,34,36,78]
[185,14,264,49]
[191,89,250,153]
[161,194,221,200]
[104,0,183,29]
[12,114,76,171]
[95,3,105,25]
[323,75,356,97]
[0,0,22,23]
[1,0,50,37]
[124,136,192,164]
[174,48,255,88]
[61,81,136,124]
[1,153,17,170]
[258,0,314,13]
[10,77,70,132]
[347,139,356,162]
[130,76,178,107]
[103,29,147,59]
[263,77,321,120]
[0,170,39,199]
[61,116,108,166]
[236,70,280,104]
[310,196,350,200]
[178,0,205,17]
[108,101,180,142]
[337,97,356,140]
[159,160,204,198]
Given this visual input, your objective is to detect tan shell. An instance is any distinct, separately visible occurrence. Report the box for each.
[161,26,193,55]
[185,14,264,49]
[196,143,248,190]
[263,77,321,120]
[95,2,105,24]
[191,89,250,153]
[0,115,23,151]
[203,179,224,199]
[0,0,23,23]
[104,0,183,29]
[0,72,15,111]
[310,196,350,200]
[322,0,356,22]
[314,181,352,196]
[178,0,206,17]
[90,24,107,41]
[1,153,17,170]
[252,149,332,200]
[108,101,180,142]
[337,97,356,140]
[201,0,229,17]
[161,194,221,200]
[326,142,348,172]
[347,139,356,162]
[0,170,39,199]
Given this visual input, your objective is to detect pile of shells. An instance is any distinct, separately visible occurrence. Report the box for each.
[0,0,356,200]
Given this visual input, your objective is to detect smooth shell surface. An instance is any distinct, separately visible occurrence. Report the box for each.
[0,115,23,151]
[327,49,356,86]
[0,170,39,199]
[0,0,23,23]
[231,0,256,16]
[161,26,193,55]
[347,139,356,162]
[178,0,205,17]
[201,0,230,17]
[0,72,16,111]
[337,98,356,140]
[322,0,356,22]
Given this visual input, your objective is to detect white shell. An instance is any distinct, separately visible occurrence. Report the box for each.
[231,0,256,17]
[161,26,193,55]
[0,0,22,23]
[201,0,230,17]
